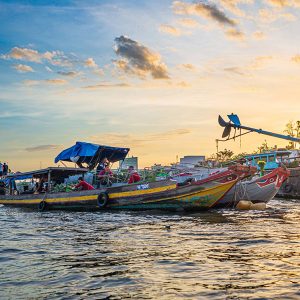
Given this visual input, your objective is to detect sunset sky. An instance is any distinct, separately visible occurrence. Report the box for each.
[1,0,300,171]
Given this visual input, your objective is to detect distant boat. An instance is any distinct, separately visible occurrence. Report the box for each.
[243,151,300,199]
[243,150,297,170]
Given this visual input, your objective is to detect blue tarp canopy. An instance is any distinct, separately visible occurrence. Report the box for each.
[7,174,33,181]
[54,142,130,169]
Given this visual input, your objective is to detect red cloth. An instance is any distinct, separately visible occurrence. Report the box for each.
[98,169,113,177]
[75,180,95,190]
[128,172,141,184]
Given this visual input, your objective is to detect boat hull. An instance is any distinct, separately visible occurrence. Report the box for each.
[106,180,237,211]
[215,167,290,208]
[276,167,300,199]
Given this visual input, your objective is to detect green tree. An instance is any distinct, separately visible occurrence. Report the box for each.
[254,140,272,154]
[216,148,234,162]
[284,120,300,149]
[231,152,248,161]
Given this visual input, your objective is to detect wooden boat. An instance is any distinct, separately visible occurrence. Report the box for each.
[242,150,300,199]
[215,167,290,208]
[0,166,251,212]
[277,167,300,199]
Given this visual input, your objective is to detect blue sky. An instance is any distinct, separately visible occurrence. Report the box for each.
[1,0,300,170]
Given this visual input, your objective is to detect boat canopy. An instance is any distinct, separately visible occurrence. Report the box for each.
[244,150,292,160]
[54,141,130,169]
[6,167,88,181]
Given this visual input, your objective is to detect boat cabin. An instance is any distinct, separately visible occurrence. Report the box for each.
[2,142,131,196]
[244,150,292,170]
[5,167,89,195]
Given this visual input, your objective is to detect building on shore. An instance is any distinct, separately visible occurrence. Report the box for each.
[178,155,205,168]
[119,156,138,170]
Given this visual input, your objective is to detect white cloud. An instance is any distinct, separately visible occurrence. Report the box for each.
[12,64,34,73]
[85,58,97,68]
[45,66,53,72]
[3,47,42,62]
[84,57,104,75]
[1,47,74,67]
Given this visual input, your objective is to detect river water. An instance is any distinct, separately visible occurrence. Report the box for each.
[0,199,299,300]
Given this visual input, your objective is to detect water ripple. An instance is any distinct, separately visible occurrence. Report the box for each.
[0,199,300,299]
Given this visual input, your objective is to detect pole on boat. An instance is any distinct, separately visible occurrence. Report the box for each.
[47,170,51,192]
[218,113,300,143]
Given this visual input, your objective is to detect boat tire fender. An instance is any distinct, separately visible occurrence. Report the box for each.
[38,200,47,211]
[97,192,109,209]
[283,183,293,193]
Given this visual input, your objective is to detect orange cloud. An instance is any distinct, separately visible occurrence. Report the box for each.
[85,57,97,68]
[219,0,252,17]
[159,24,182,36]
[12,64,34,73]
[2,47,74,67]
[225,28,245,41]
[177,18,199,27]
[291,55,300,63]
[173,1,237,27]
[181,63,196,70]
[83,82,130,89]
[114,35,169,79]
[259,8,296,22]
[252,31,266,40]
[25,144,61,152]
[23,78,67,86]
[84,57,104,75]
[45,79,67,85]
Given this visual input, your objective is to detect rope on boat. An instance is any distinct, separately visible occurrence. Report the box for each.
[226,183,237,208]
[236,181,248,204]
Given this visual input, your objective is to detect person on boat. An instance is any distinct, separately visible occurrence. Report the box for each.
[127,166,141,184]
[96,157,109,173]
[74,177,95,191]
[98,165,114,187]
[0,180,5,195]
[34,176,48,194]
[2,163,8,176]
[0,162,3,177]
